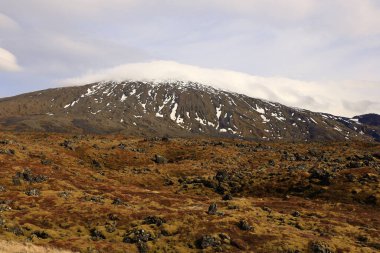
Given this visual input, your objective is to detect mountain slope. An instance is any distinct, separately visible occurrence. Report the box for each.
[0,80,376,141]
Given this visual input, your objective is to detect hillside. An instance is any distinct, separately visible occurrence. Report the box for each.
[0,80,377,142]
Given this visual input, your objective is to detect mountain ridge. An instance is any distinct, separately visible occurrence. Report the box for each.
[0,80,378,142]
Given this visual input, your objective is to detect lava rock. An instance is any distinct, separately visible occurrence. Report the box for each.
[222,194,233,201]
[292,211,301,217]
[9,226,24,236]
[108,213,119,221]
[144,216,165,226]
[309,241,334,253]
[60,140,75,150]
[237,220,252,231]
[25,188,41,196]
[154,155,168,164]
[123,229,154,243]
[58,191,71,198]
[137,241,149,253]
[215,170,228,184]
[16,168,48,183]
[196,235,221,249]
[207,203,218,215]
[32,231,50,239]
[90,228,106,241]
[112,198,124,205]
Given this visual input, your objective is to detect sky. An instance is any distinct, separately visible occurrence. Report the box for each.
[0,0,379,117]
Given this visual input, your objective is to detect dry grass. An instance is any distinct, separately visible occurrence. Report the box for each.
[0,132,379,252]
[0,240,74,253]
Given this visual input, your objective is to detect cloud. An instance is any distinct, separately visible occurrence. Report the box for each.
[61,60,380,117]
[0,48,22,72]
[0,0,379,111]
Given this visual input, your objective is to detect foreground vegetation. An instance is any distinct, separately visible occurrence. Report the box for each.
[0,132,379,252]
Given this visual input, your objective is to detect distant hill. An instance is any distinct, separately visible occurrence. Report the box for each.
[0,80,378,141]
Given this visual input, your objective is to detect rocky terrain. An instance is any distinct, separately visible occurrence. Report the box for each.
[0,80,378,142]
[0,132,379,252]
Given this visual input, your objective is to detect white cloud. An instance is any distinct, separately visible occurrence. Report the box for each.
[61,60,380,117]
[0,48,22,72]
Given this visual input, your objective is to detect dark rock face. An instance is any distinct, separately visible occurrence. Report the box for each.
[354,114,380,126]
[0,80,377,142]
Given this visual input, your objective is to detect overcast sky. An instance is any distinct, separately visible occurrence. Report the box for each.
[0,0,379,117]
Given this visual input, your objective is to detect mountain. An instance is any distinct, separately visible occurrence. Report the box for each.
[0,80,378,141]
[352,114,380,142]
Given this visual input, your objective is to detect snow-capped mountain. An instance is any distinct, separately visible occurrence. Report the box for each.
[0,80,378,141]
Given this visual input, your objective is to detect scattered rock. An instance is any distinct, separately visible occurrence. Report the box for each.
[207,203,218,215]
[118,143,127,150]
[16,168,48,183]
[25,188,41,196]
[9,225,24,236]
[123,229,154,243]
[112,198,124,205]
[261,206,272,213]
[0,149,15,155]
[237,220,252,231]
[41,159,52,165]
[32,231,50,239]
[346,161,363,169]
[92,159,101,168]
[153,155,168,164]
[196,235,221,249]
[0,204,11,212]
[0,185,5,192]
[58,191,71,199]
[309,168,332,186]
[60,140,75,150]
[90,228,106,241]
[222,194,233,201]
[144,216,165,226]
[108,213,119,221]
[292,211,301,217]
[163,178,174,186]
[309,241,334,253]
[215,170,228,184]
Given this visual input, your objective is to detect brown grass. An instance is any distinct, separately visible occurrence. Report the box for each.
[0,132,379,252]
[0,240,74,253]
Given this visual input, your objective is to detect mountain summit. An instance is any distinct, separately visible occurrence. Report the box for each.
[0,80,378,141]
